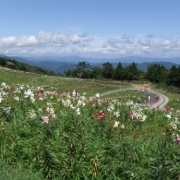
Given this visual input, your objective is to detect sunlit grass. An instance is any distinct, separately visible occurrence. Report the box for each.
[1,68,180,179]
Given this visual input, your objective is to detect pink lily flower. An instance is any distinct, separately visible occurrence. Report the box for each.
[42,116,49,123]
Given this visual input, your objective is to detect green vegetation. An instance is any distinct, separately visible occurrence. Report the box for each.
[65,61,180,90]
[0,57,60,75]
[0,66,180,179]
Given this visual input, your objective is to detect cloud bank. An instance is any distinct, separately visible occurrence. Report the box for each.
[0,31,180,57]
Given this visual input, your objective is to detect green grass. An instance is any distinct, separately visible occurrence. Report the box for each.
[1,68,180,179]
[0,68,123,96]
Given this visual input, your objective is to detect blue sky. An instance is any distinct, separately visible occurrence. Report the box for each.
[1,0,180,58]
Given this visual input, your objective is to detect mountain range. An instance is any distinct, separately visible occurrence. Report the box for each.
[0,55,179,73]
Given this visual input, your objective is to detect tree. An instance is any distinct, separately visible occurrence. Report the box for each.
[113,62,124,80]
[0,57,6,66]
[90,66,103,79]
[167,65,180,87]
[126,62,139,81]
[146,64,167,83]
[76,61,90,78]
[102,62,114,79]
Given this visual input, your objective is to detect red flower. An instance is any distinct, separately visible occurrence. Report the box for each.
[52,92,57,97]
[166,107,171,112]
[97,110,105,119]
[38,93,43,99]
[128,112,136,119]
[92,110,105,120]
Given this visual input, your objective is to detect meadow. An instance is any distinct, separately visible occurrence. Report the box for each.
[0,68,180,180]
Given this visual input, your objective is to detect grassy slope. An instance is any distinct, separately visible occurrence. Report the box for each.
[1,67,180,179]
[1,67,179,109]
[0,67,122,96]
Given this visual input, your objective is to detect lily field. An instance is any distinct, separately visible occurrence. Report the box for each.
[0,68,180,179]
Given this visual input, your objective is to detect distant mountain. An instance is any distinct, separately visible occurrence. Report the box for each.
[35,61,77,73]
[0,55,179,73]
[22,55,180,64]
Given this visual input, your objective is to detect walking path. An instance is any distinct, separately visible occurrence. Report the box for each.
[99,85,169,110]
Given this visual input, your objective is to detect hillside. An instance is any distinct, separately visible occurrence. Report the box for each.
[0,56,59,75]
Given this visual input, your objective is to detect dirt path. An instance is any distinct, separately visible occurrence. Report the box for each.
[99,85,169,110]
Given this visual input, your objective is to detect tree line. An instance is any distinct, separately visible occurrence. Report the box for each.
[64,61,180,88]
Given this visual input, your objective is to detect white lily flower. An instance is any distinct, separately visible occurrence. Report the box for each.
[175,118,180,124]
[166,114,171,119]
[113,111,120,117]
[0,95,3,103]
[95,93,100,98]
[76,107,81,115]
[113,121,120,128]
[14,97,20,101]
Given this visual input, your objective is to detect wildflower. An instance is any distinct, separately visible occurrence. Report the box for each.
[62,99,71,107]
[113,111,120,117]
[3,107,11,114]
[14,96,20,101]
[169,122,177,130]
[60,93,65,97]
[46,106,54,114]
[19,85,24,90]
[28,110,36,119]
[24,89,34,98]
[139,114,147,122]
[72,90,76,97]
[42,116,49,123]
[107,104,115,112]
[175,118,180,124]
[51,114,56,118]
[77,99,86,107]
[166,107,171,112]
[95,93,100,98]
[1,82,6,87]
[0,95,3,103]
[121,124,125,129]
[97,99,102,106]
[92,110,105,120]
[129,111,136,119]
[76,107,81,115]
[47,102,52,106]
[89,98,94,103]
[51,92,57,97]
[165,114,171,119]
[176,135,180,143]
[30,96,35,103]
[37,93,43,99]
[97,110,105,119]
[113,121,120,128]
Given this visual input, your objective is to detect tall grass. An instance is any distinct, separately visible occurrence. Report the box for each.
[0,69,180,179]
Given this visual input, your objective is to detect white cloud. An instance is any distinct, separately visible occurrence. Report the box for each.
[138,36,154,47]
[0,36,17,47]
[0,32,180,57]
[17,36,38,47]
[37,31,52,45]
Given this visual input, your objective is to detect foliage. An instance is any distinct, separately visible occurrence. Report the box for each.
[146,64,167,84]
[167,65,180,88]
[102,62,114,79]
[1,78,180,179]
[0,57,59,75]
